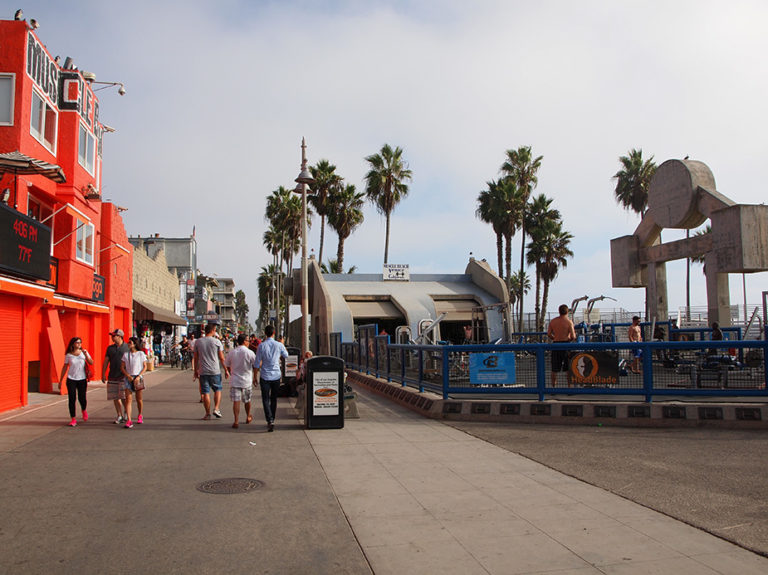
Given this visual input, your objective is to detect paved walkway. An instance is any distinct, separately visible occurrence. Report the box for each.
[1,367,767,574]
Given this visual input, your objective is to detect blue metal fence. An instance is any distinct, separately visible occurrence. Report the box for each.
[339,336,768,402]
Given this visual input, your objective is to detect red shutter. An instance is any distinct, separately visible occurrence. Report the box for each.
[0,294,24,411]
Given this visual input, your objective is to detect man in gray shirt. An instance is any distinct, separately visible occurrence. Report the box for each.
[194,323,230,419]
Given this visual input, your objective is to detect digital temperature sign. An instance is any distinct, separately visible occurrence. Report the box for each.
[0,203,52,281]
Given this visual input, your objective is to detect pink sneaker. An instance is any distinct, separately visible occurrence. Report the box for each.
[137,414,143,424]
[124,420,134,428]
[68,418,77,427]
[82,410,88,422]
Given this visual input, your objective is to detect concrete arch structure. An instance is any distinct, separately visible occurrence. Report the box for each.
[611,159,768,325]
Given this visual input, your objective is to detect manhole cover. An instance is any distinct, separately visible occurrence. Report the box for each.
[196,478,264,494]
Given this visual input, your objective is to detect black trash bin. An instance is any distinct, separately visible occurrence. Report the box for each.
[305,355,345,429]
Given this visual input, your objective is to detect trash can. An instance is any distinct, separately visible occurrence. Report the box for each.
[305,355,345,429]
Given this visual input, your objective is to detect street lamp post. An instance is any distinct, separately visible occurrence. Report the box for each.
[294,138,315,357]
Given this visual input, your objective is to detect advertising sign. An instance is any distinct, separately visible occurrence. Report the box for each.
[92,274,105,302]
[567,351,619,386]
[383,263,409,281]
[469,352,516,384]
[285,354,298,378]
[0,203,52,281]
[312,371,340,415]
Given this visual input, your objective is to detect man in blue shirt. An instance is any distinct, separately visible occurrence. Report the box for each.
[255,325,288,431]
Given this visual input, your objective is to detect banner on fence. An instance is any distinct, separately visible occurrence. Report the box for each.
[567,351,619,386]
[469,352,516,384]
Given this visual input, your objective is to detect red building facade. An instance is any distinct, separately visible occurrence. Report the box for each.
[0,19,133,412]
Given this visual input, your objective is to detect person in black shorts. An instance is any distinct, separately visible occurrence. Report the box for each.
[547,304,576,386]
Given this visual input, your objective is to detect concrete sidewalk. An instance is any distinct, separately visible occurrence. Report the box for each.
[310,390,768,574]
[1,367,767,574]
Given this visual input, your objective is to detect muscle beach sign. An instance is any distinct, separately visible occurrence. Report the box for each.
[26,32,99,129]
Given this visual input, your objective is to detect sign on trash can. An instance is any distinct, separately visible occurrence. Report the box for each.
[306,355,345,429]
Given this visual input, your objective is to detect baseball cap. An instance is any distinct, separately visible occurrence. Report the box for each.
[110,329,124,337]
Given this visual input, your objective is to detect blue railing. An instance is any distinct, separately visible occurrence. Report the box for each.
[339,336,768,402]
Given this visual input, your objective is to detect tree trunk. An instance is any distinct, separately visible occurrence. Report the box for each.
[534,266,542,332]
[541,278,551,333]
[504,232,512,328]
[518,221,526,333]
[496,232,503,277]
[319,215,325,267]
[284,253,293,342]
[384,212,391,264]
[337,235,346,271]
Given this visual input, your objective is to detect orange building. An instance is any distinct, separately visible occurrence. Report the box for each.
[0,18,132,412]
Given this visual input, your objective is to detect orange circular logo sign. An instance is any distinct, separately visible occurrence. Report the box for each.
[570,353,599,379]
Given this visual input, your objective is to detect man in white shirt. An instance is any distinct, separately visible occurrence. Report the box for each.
[254,324,288,432]
[194,323,230,419]
[224,334,257,429]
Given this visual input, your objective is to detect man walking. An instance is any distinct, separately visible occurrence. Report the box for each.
[224,334,257,429]
[102,328,129,423]
[194,323,230,419]
[628,315,643,374]
[547,304,576,386]
[255,324,288,432]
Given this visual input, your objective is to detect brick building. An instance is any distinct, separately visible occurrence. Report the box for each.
[131,241,186,329]
[0,18,132,412]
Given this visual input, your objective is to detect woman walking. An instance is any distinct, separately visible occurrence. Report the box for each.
[59,337,94,427]
[120,336,148,429]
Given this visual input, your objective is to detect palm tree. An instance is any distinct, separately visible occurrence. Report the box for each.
[538,221,574,328]
[257,265,281,327]
[476,178,523,287]
[309,159,343,265]
[327,183,365,271]
[476,180,507,277]
[509,270,531,332]
[613,148,656,216]
[501,146,543,333]
[321,259,358,274]
[364,144,413,264]
[525,194,561,330]
[264,185,312,341]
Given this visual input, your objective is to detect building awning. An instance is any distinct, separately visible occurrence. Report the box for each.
[345,300,403,319]
[432,299,479,322]
[133,299,187,325]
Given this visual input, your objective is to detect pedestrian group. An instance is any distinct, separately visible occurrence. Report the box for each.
[62,324,290,432]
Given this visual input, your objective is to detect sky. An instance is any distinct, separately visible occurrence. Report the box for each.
[17,0,768,324]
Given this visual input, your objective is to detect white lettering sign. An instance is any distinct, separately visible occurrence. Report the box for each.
[383,263,409,281]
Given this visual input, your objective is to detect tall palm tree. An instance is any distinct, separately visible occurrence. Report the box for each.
[364,144,412,264]
[525,194,561,330]
[612,148,656,216]
[327,183,364,271]
[309,159,343,265]
[501,146,543,333]
[257,264,282,327]
[509,270,531,332]
[476,180,507,277]
[264,185,312,341]
[477,179,523,285]
[538,221,574,328]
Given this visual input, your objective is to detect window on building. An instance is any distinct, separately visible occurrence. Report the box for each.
[78,123,95,174]
[75,219,94,265]
[0,73,14,125]
[30,89,57,152]
[27,196,52,224]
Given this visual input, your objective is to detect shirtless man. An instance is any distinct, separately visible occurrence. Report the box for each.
[628,315,643,373]
[547,304,576,386]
